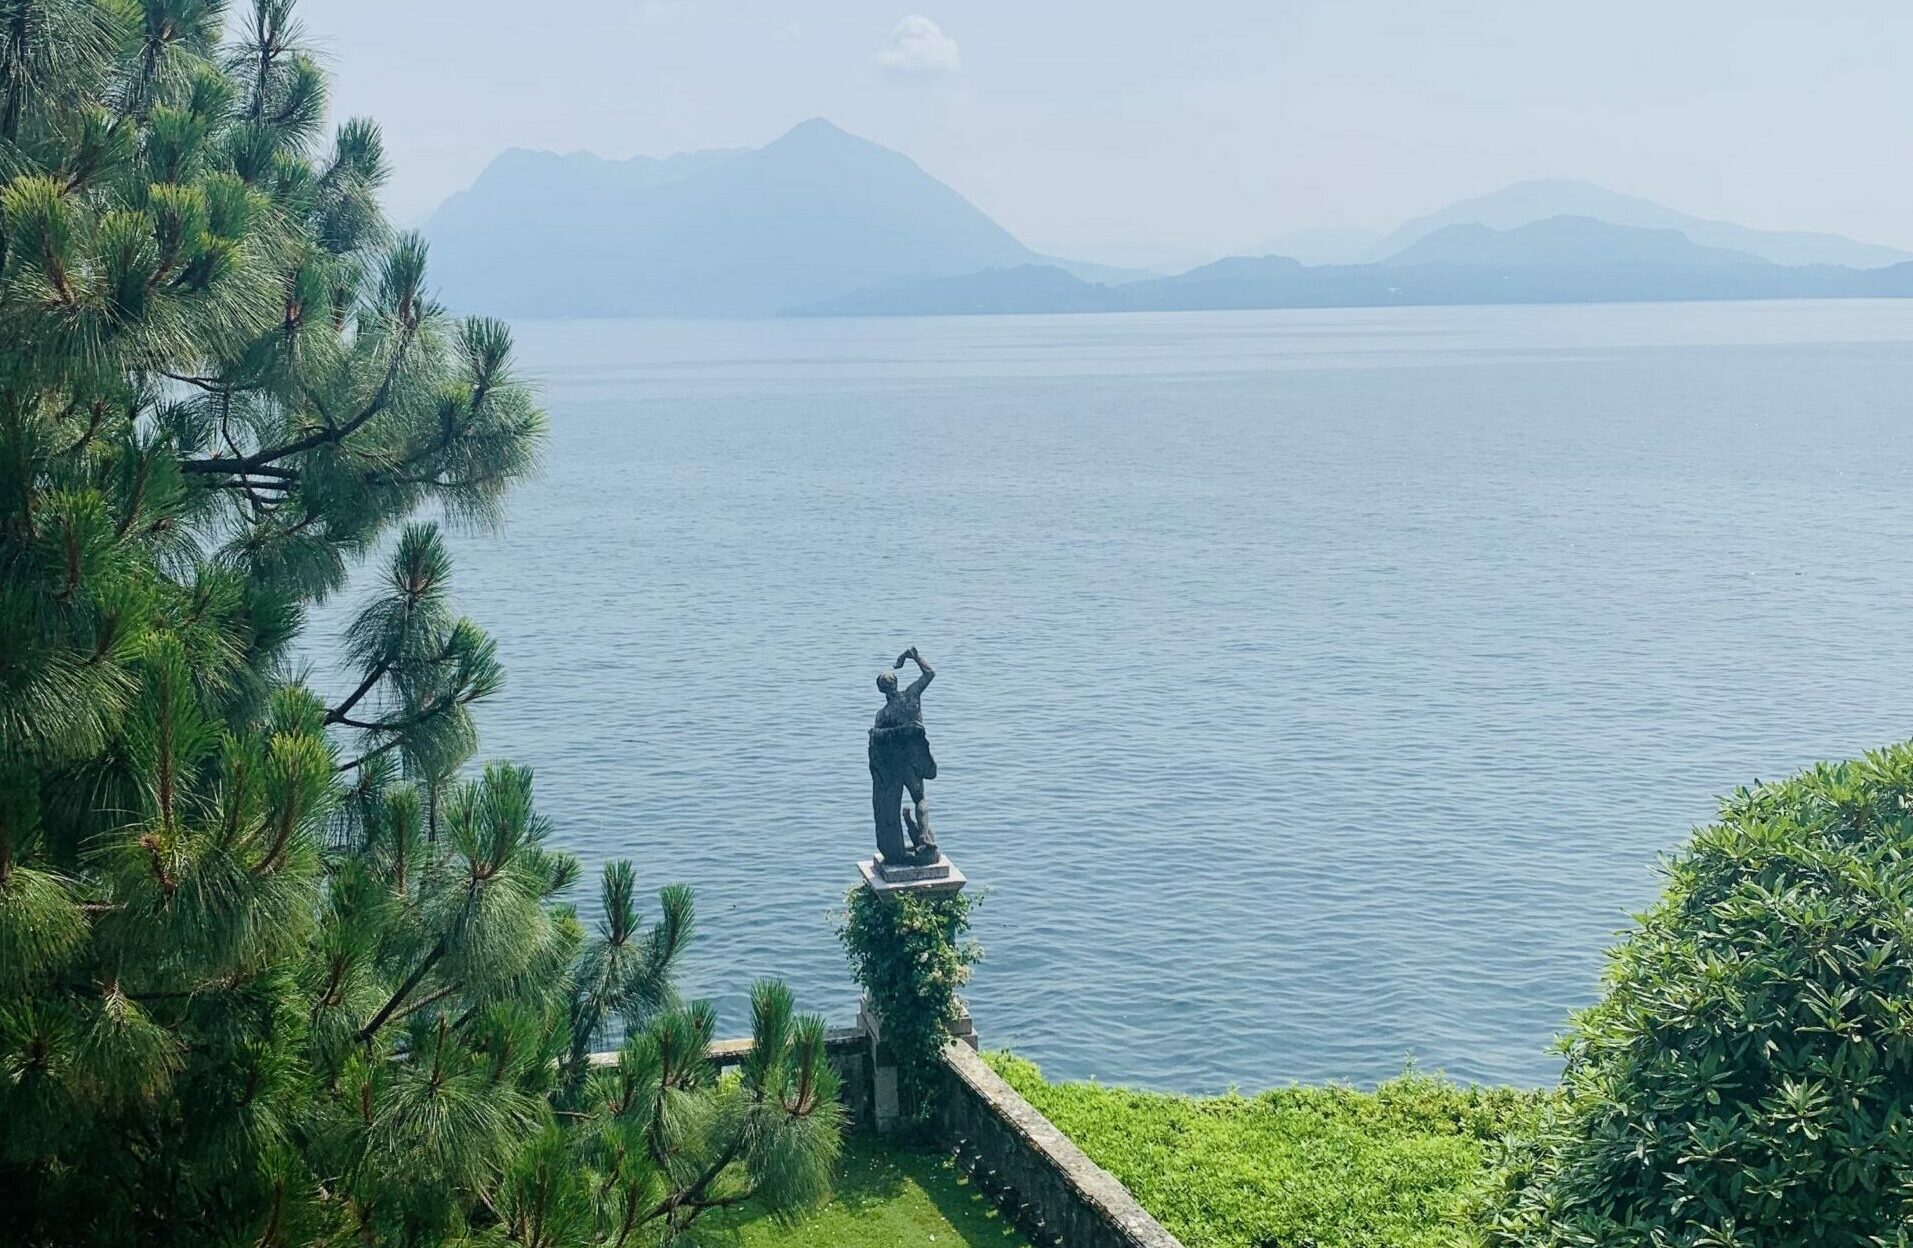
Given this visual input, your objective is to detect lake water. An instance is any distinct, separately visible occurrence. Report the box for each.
[317,300,1913,1091]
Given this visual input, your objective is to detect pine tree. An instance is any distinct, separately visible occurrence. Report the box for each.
[0,3,841,1243]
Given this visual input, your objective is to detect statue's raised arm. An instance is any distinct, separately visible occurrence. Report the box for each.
[895,646,934,698]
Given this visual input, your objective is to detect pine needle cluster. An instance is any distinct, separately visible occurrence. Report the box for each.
[0,3,840,1243]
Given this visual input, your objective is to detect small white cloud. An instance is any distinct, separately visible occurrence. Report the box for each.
[874,16,961,77]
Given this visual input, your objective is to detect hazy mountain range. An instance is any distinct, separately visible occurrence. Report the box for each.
[1367,179,1912,269]
[424,119,1140,317]
[423,119,1913,319]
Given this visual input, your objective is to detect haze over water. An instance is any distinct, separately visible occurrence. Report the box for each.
[324,300,1913,1090]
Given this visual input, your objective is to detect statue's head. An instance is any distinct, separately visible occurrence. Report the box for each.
[876,670,899,696]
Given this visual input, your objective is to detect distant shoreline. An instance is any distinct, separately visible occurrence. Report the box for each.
[779,252,1913,319]
[784,287,1913,320]
[467,293,1913,326]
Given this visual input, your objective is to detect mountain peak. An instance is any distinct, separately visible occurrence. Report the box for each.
[1493,177,1620,195]
[769,117,861,149]
[1387,215,1763,267]
[423,116,1034,317]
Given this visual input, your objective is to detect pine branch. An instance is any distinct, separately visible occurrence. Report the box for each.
[390,980,460,1023]
[642,1137,744,1227]
[180,326,418,475]
[253,804,297,876]
[158,370,259,394]
[59,402,107,456]
[329,694,458,734]
[330,673,481,768]
[355,936,446,1044]
[324,661,388,725]
[336,736,404,773]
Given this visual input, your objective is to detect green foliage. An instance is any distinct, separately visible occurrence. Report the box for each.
[0,2,839,1243]
[1483,746,1913,1248]
[840,886,981,1128]
[990,1053,1549,1248]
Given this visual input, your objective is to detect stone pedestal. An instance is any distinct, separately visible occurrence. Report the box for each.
[856,851,968,897]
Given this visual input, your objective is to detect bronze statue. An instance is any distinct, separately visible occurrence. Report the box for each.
[869,646,939,864]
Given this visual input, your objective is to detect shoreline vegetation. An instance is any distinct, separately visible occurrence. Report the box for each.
[987,1055,1550,1248]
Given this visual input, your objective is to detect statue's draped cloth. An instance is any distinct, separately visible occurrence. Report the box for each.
[868,722,937,784]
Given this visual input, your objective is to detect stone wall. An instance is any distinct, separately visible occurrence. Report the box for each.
[710,1025,876,1130]
[599,1026,876,1130]
[592,1018,1183,1247]
[937,1042,1184,1248]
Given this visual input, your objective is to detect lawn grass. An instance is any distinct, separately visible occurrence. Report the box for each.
[987,1053,1552,1248]
[707,1132,1032,1247]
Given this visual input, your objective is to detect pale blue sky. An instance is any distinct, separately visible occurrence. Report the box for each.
[304,1,1913,255]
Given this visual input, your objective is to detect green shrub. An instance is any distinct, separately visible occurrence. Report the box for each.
[840,885,981,1127]
[991,1053,1548,1248]
[1485,746,1913,1247]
